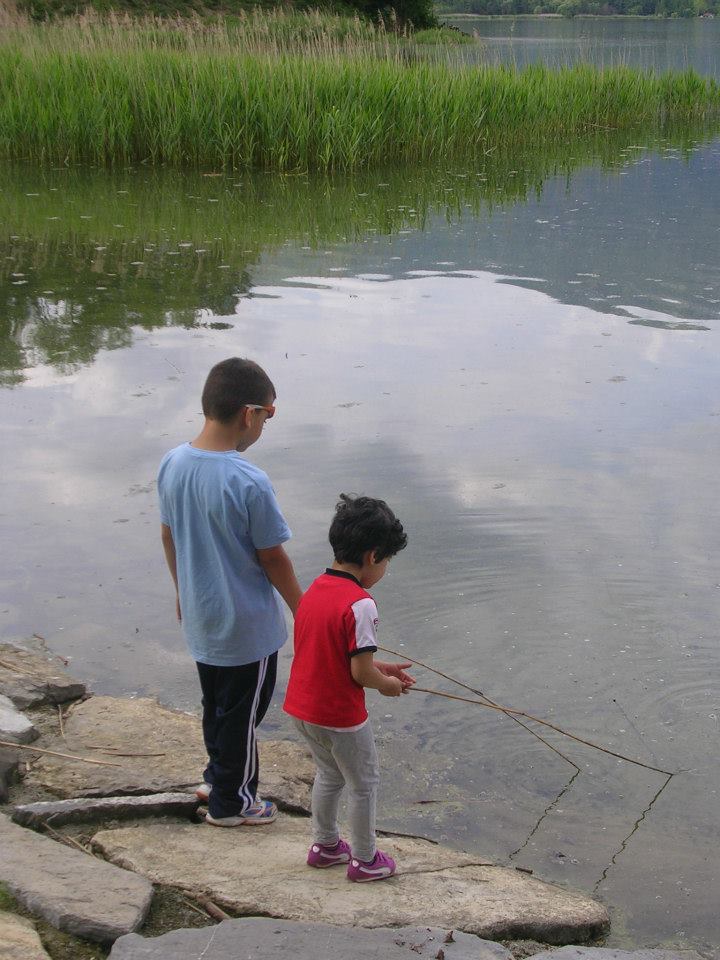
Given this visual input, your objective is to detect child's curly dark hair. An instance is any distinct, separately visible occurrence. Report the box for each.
[329,494,407,566]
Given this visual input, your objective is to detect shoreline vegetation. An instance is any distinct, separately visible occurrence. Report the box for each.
[0,10,719,170]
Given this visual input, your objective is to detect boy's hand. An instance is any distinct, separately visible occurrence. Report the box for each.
[379,676,404,697]
[375,660,415,692]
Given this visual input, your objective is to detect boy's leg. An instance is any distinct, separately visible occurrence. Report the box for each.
[196,662,220,788]
[328,723,379,863]
[292,718,345,847]
[206,654,277,819]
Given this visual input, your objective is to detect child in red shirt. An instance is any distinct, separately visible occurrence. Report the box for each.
[283,494,414,882]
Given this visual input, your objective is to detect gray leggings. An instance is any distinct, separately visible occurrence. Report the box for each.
[292,718,379,862]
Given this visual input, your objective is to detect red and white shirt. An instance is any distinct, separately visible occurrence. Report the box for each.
[283,569,378,728]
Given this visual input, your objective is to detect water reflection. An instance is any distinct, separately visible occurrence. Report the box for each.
[1,132,719,956]
[2,126,718,384]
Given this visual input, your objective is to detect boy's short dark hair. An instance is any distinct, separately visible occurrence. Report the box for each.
[201,358,276,423]
[329,494,407,565]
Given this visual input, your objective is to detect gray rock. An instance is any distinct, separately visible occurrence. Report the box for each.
[12,792,201,828]
[0,813,153,943]
[24,695,312,812]
[535,950,704,960]
[110,918,514,960]
[0,909,52,960]
[0,694,39,744]
[93,817,609,944]
[0,643,85,709]
[0,746,20,802]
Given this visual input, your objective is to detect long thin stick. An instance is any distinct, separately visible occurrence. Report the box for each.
[0,739,122,768]
[0,658,45,682]
[409,686,674,776]
[379,645,580,770]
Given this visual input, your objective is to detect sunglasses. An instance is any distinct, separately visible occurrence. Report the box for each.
[245,403,275,419]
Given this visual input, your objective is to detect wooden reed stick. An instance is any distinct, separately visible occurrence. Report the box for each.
[0,739,122,767]
[57,704,66,741]
[379,644,580,770]
[408,686,674,776]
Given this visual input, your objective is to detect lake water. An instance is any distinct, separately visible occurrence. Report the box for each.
[443,16,720,76]
[2,125,719,953]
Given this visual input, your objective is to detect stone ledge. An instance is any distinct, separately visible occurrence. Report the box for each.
[109,918,515,960]
[0,814,153,943]
[93,816,609,945]
[12,792,201,828]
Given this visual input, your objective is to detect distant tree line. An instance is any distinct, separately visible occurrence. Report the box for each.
[15,0,436,27]
[437,0,717,15]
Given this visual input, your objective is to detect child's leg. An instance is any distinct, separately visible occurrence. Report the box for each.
[328,723,379,863]
[202,654,277,818]
[292,719,345,846]
[195,662,220,787]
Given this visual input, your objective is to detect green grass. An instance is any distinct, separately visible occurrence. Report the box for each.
[0,882,17,911]
[412,26,475,42]
[0,11,718,170]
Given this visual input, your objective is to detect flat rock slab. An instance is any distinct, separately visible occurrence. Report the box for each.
[23,696,313,811]
[0,693,39,744]
[0,909,52,960]
[540,950,705,960]
[12,792,201,828]
[0,814,153,944]
[0,643,85,709]
[93,817,609,944]
[109,918,513,960]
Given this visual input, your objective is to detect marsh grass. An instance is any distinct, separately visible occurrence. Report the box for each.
[0,10,718,169]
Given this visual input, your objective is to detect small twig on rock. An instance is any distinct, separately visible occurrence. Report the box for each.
[193,894,231,922]
[181,896,213,920]
[0,739,122,767]
[173,885,231,922]
[0,657,44,681]
[57,704,66,741]
[43,823,91,854]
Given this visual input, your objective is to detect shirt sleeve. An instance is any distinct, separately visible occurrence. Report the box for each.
[246,475,292,550]
[347,596,378,657]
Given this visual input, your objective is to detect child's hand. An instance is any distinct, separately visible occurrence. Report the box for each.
[379,676,404,697]
[375,660,415,691]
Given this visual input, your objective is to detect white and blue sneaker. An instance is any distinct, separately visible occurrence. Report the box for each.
[205,799,278,826]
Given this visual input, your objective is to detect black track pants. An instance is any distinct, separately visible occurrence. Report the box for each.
[196,653,277,818]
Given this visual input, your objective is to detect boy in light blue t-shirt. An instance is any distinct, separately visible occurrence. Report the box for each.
[158,358,302,826]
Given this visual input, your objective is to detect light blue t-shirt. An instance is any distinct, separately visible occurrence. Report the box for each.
[157,443,291,666]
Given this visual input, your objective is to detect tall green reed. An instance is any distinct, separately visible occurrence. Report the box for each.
[1,12,718,170]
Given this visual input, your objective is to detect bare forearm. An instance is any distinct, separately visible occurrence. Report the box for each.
[352,661,391,691]
[350,654,402,696]
[257,548,302,615]
[160,524,178,591]
[161,524,182,621]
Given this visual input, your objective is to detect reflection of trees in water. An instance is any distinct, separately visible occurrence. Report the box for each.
[1,124,715,383]
[1,239,255,384]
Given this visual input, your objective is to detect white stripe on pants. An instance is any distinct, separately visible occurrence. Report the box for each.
[292,718,379,863]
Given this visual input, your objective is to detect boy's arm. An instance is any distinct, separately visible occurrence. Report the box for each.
[160,523,181,622]
[350,652,404,697]
[256,544,303,616]
[374,660,416,687]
